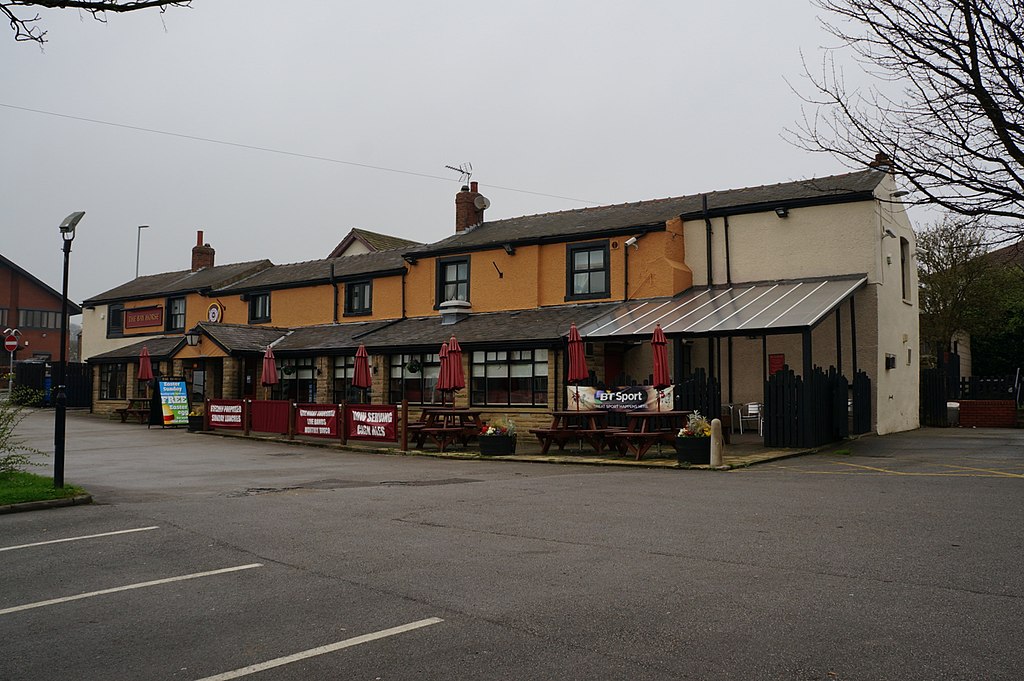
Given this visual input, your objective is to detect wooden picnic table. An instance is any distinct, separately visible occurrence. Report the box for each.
[115,398,152,424]
[528,410,624,455]
[607,410,692,460]
[415,408,483,452]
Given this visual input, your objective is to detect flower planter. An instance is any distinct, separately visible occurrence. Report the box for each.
[675,436,710,464]
[479,435,516,456]
[187,415,205,432]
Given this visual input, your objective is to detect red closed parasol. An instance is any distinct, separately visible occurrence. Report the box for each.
[353,344,372,402]
[651,324,671,411]
[260,346,278,387]
[567,323,588,409]
[137,346,154,382]
[436,341,451,402]
[446,335,465,393]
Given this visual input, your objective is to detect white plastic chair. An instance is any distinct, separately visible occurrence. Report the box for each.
[738,402,763,436]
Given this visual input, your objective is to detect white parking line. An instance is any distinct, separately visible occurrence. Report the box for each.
[0,526,160,553]
[0,563,263,616]
[194,617,445,681]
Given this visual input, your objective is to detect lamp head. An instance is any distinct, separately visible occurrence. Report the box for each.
[184,327,202,347]
[624,236,638,249]
[774,207,789,218]
[59,211,85,240]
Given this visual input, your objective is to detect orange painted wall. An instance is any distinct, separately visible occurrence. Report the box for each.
[401,224,690,317]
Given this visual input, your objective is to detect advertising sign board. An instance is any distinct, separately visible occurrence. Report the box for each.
[296,405,339,437]
[346,405,397,441]
[208,400,244,429]
[567,385,673,411]
[157,380,189,426]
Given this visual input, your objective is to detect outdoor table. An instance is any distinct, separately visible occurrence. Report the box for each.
[415,408,483,452]
[529,410,620,455]
[608,410,692,460]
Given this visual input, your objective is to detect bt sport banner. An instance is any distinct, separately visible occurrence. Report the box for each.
[566,385,673,411]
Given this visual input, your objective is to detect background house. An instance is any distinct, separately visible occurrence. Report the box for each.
[0,252,82,362]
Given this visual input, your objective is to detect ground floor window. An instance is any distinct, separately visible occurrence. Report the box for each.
[333,355,369,403]
[273,357,316,402]
[99,363,127,400]
[471,349,548,407]
[388,352,441,404]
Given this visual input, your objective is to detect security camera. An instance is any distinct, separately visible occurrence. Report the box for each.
[624,236,638,247]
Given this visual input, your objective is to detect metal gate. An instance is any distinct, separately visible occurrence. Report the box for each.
[764,365,852,448]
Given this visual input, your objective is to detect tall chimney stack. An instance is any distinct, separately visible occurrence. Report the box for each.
[455,181,487,232]
[191,230,215,271]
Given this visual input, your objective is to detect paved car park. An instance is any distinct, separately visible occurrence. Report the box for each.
[2,411,1023,680]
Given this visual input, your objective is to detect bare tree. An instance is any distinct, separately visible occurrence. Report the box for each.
[3,1,190,43]
[789,0,1024,235]
[917,216,1015,361]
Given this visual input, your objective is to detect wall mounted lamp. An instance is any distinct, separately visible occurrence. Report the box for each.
[774,207,789,218]
[890,190,910,198]
[402,255,417,265]
[184,327,202,346]
[882,228,897,239]
[502,243,516,255]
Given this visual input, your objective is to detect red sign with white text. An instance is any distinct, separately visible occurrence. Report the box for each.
[296,404,339,438]
[124,306,164,329]
[208,400,244,429]
[345,405,397,442]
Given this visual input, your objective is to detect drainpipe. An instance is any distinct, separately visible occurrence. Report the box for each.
[330,263,339,323]
[623,241,630,301]
[702,194,713,287]
[723,215,732,285]
[401,268,407,319]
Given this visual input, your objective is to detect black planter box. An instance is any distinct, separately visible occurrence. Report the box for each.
[675,437,710,464]
[479,436,516,455]
[187,416,205,432]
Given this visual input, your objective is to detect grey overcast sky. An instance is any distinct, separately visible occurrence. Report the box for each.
[0,1,887,305]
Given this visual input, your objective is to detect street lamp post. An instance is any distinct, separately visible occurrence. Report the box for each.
[54,211,85,489]
[136,225,149,278]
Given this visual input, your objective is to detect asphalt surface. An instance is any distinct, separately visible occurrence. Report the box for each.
[1,411,1022,680]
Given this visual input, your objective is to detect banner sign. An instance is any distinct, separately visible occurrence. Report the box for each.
[567,385,673,411]
[296,404,339,438]
[208,400,244,429]
[346,405,397,441]
[157,380,189,426]
[124,306,164,329]
[769,353,786,375]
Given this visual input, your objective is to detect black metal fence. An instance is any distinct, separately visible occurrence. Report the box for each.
[675,368,722,420]
[13,361,92,408]
[959,374,1019,402]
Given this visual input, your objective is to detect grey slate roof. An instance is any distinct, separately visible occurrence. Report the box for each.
[83,260,273,306]
[214,251,407,293]
[409,169,886,256]
[199,323,291,353]
[88,336,183,362]
[272,320,398,354]
[348,303,624,352]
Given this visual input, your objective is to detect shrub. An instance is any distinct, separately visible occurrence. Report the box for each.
[0,399,43,473]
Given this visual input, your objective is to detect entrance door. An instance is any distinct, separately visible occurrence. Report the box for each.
[242,356,258,398]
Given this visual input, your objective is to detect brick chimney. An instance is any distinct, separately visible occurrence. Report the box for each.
[455,181,486,232]
[191,230,215,271]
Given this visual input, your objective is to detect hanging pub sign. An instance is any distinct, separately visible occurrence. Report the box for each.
[345,405,397,441]
[124,306,164,329]
[157,379,189,427]
[567,386,673,411]
[296,404,339,438]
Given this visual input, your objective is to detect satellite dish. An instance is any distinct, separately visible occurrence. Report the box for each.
[474,195,491,210]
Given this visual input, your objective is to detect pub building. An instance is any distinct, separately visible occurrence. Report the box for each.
[83,166,919,443]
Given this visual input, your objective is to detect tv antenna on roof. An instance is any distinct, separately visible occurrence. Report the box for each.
[444,162,473,185]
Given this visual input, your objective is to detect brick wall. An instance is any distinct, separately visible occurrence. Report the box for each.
[958,400,1017,428]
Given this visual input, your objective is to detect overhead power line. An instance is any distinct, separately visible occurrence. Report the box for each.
[0,102,598,205]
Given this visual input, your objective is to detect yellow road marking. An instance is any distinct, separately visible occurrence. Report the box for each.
[937,464,1024,478]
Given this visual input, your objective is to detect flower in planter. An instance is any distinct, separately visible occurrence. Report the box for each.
[678,411,711,438]
[480,418,516,437]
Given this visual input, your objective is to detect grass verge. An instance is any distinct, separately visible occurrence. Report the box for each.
[0,471,87,506]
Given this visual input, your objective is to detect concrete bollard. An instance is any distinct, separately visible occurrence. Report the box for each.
[710,418,724,467]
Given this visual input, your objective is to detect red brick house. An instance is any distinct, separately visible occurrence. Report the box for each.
[0,253,82,361]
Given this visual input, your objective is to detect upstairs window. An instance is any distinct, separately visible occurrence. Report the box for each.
[0,308,7,327]
[18,309,61,329]
[436,257,470,305]
[166,297,186,332]
[248,292,271,323]
[345,280,372,316]
[566,241,609,300]
[900,237,911,302]
[107,305,124,337]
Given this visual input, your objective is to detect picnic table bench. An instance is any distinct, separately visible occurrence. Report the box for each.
[115,398,151,424]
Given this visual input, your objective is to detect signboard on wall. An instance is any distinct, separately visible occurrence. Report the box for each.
[567,386,673,411]
[157,380,189,426]
[769,353,786,375]
[346,405,397,441]
[124,306,164,329]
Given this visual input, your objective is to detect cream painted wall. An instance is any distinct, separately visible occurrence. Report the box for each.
[680,173,919,434]
[80,305,143,360]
